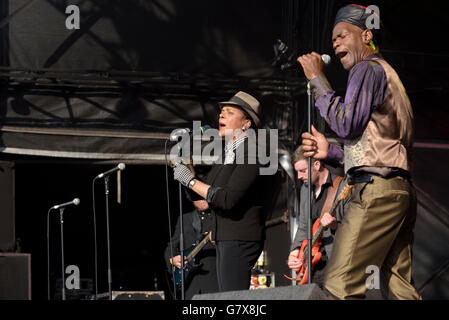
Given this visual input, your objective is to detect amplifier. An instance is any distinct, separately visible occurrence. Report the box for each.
[0,161,15,252]
[0,253,32,300]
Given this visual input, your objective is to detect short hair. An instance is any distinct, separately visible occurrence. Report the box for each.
[240,109,255,129]
[292,146,306,164]
[292,145,321,165]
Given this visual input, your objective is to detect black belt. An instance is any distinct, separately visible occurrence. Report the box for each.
[347,171,410,185]
[347,173,374,185]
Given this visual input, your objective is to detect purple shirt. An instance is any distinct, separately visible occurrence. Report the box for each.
[310,54,387,164]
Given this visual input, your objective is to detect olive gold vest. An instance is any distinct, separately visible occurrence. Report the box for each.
[344,57,414,173]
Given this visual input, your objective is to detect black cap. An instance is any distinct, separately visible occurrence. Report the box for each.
[334,4,373,30]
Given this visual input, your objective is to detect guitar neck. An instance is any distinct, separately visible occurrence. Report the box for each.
[310,186,350,246]
[185,232,210,262]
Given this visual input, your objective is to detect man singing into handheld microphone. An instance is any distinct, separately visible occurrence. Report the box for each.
[297,4,421,299]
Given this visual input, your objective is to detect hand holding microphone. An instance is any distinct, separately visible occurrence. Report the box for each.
[297,52,331,81]
[280,52,331,80]
[169,125,211,142]
[173,163,195,188]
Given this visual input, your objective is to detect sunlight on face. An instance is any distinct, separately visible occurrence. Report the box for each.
[294,159,309,183]
[218,106,250,138]
[294,159,320,185]
[332,22,372,70]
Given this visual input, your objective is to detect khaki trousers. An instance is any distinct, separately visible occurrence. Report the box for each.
[323,175,422,300]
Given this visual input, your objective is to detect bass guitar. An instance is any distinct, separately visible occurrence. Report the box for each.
[173,232,211,289]
[295,182,353,285]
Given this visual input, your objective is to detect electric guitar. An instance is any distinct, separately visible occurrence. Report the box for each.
[173,232,211,289]
[295,183,353,285]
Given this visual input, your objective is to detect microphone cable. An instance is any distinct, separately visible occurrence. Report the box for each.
[92,177,99,299]
[46,207,52,300]
[165,138,177,299]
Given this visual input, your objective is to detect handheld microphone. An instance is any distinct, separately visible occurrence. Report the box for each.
[169,125,211,142]
[170,128,190,142]
[280,54,331,71]
[96,163,126,179]
[52,198,80,210]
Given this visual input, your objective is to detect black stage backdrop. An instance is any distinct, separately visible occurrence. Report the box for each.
[1,0,448,162]
[0,0,292,162]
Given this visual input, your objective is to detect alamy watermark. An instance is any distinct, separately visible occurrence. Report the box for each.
[65,264,80,290]
[170,121,279,176]
[65,5,80,30]
[63,5,380,32]
[365,5,380,30]
[365,265,380,290]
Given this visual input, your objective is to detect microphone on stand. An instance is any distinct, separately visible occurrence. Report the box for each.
[170,128,190,142]
[168,123,211,300]
[170,125,212,166]
[169,125,211,142]
[280,54,331,71]
[96,163,126,179]
[51,198,80,210]
[93,163,126,300]
[48,197,80,300]
[91,163,126,299]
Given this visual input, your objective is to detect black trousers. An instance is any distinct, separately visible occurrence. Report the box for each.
[216,240,264,292]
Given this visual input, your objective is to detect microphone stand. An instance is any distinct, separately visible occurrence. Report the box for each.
[177,143,186,300]
[104,175,113,300]
[59,207,66,300]
[306,81,313,284]
[178,181,185,300]
[291,182,299,284]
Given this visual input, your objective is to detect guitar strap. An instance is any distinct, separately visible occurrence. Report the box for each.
[319,175,344,219]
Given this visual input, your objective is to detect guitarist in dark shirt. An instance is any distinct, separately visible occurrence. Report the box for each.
[164,201,218,300]
[287,146,350,285]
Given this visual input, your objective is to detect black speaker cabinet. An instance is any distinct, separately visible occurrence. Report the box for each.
[0,253,32,300]
[0,161,16,252]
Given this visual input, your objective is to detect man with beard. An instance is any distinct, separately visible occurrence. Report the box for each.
[287,146,348,285]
